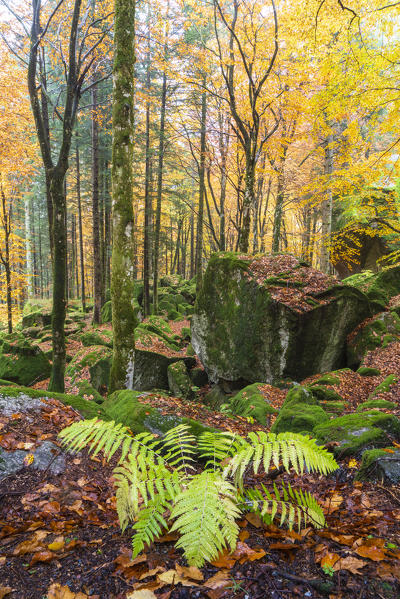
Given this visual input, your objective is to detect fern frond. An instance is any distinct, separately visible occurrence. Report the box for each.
[224,432,338,486]
[197,430,241,471]
[162,424,196,472]
[244,482,325,530]
[58,418,160,463]
[113,453,182,517]
[170,471,240,567]
[131,496,171,558]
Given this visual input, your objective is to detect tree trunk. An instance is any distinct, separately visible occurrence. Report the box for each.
[76,140,86,312]
[91,78,102,322]
[153,65,168,314]
[110,0,137,392]
[320,134,334,273]
[143,5,152,318]
[195,89,207,291]
[49,169,67,392]
[25,197,34,298]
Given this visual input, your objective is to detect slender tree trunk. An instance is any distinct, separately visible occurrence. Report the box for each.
[143,6,152,317]
[153,65,167,314]
[320,134,334,273]
[110,0,137,392]
[91,78,102,322]
[76,140,86,312]
[49,168,67,391]
[25,197,34,298]
[195,89,207,291]
[238,153,255,253]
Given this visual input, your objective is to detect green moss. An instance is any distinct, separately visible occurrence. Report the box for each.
[283,385,317,408]
[80,329,113,348]
[311,373,341,386]
[310,385,343,402]
[100,301,112,324]
[167,361,193,399]
[102,390,213,437]
[66,346,112,391]
[347,312,400,368]
[77,380,104,404]
[272,404,329,434]
[368,374,398,399]
[0,336,51,386]
[357,366,381,376]
[356,448,393,481]
[0,385,101,419]
[319,400,348,414]
[204,385,232,410]
[356,399,397,412]
[181,327,191,340]
[228,383,278,425]
[189,367,208,387]
[313,412,400,456]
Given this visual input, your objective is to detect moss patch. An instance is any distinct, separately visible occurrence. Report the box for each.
[272,403,329,434]
[227,383,278,425]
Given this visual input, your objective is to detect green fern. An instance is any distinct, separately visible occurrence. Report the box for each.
[59,419,338,567]
[171,471,241,567]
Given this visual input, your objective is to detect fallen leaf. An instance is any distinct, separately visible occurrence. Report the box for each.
[13,531,49,555]
[138,567,165,580]
[126,592,157,599]
[334,556,367,575]
[157,569,199,587]
[245,513,262,528]
[321,552,340,569]
[48,537,65,552]
[204,570,232,590]
[47,583,88,598]
[30,550,57,565]
[0,557,5,566]
[175,564,204,581]
[0,587,14,599]
[353,538,386,561]
[377,561,400,581]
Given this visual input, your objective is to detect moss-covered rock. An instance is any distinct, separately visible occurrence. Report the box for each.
[203,385,232,410]
[357,366,381,376]
[76,380,104,404]
[356,399,397,412]
[189,366,208,388]
[282,385,318,408]
[319,400,348,415]
[272,403,329,434]
[368,374,398,399]
[344,265,400,308]
[22,310,52,328]
[79,329,113,348]
[192,252,373,385]
[66,345,112,391]
[347,312,400,368]
[0,385,101,419]
[0,335,51,386]
[311,373,341,386]
[167,361,193,399]
[102,389,211,437]
[313,412,400,456]
[356,448,400,484]
[310,385,343,402]
[228,383,278,425]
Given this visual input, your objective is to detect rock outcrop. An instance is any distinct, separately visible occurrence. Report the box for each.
[192,253,374,386]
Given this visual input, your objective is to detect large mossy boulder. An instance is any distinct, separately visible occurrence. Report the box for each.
[192,253,373,385]
[356,448,400,484]
[313,412,400,456]
[0,335,51,386]
[347,311,400,368]
[66,345,112,391]
[21,309,52,328]
[167,361,194,399]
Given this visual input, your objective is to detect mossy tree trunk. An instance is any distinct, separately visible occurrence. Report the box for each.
[143,5,152,318]
[91,75,102,323]
[0,182,13,334]
[75,137,86,313]
[110,0,137,392]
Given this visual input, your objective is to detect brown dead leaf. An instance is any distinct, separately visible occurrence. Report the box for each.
[0,557,6,567]
[245,513,262,528]
[126,591,157,599]
[175,564,204,581]
[377,561,400,581]
[30,550,57,565]
[204,570,231,590]
[0,587,14,599]
[13,531,49,555]
[157,569,199,587]
[321,493,343,514]
[138,567,165,580]
[353,538,386,562]
[210,551,236,569]
[334,556,367,575]
[48,536,65,552]
[47,583,88,599]
[321,552,340,569]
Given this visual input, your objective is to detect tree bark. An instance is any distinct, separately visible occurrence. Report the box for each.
[91,77,102,322]
[110,0,137,392]
[195,89,207,291]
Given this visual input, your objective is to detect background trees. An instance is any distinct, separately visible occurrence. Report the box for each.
[0,0,399,384]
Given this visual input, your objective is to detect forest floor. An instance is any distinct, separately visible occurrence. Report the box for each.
[1,328,400,598]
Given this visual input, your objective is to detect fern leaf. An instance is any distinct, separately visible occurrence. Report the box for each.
[171,471,240,567]
[131,496,171,558]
